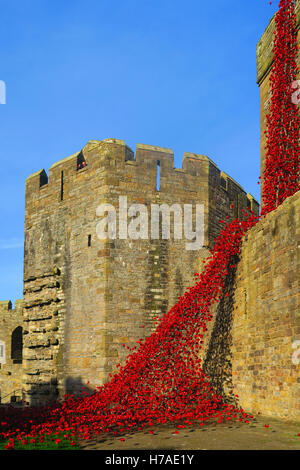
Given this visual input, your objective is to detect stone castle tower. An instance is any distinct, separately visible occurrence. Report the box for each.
[0,138,258,404]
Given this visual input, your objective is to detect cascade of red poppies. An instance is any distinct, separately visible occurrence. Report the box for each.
[1,0,299,448]
[262,0,300,215]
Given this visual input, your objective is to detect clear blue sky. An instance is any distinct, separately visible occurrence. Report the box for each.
[0,0,278,305]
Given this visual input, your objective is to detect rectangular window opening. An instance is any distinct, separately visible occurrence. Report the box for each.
[88,234,92,247]
[60,171,64,201]
[156,160,160,191]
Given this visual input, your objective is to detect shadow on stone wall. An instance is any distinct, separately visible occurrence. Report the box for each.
[202,255,239,407]
[27,376,94,406]
[64,376,94,397]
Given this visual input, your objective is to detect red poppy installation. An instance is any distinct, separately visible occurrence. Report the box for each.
[1,0,299,449]
[262,0,300,214]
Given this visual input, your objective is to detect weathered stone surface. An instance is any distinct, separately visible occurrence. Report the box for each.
[230,191,300,421]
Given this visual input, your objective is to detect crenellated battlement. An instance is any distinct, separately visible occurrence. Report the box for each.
[0,300,12,312]
[0,300,23,314]
[25,139,258,212]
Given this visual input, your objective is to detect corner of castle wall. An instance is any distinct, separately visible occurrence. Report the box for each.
[247,193,260,214]
[25,169,48,195]
[182,152,218,178]
[99,138,135,162]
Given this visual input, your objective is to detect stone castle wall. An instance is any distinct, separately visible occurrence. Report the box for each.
[200,191,300,422]
[231,191,300,421]
[0,300,23,403]
[22,138,257,404]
